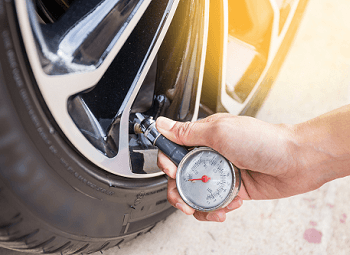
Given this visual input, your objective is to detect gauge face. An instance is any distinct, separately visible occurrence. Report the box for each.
[176,147,240,212]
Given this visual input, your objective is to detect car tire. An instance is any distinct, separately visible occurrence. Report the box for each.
[0,1,177,253]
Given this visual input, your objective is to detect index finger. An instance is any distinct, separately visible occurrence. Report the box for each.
[155,114,232,147]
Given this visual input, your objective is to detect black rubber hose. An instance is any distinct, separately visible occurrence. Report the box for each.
[154,135,188,166]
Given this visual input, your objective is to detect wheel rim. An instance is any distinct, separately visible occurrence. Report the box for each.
[15,0,209,178]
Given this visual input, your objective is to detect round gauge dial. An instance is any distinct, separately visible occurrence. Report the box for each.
[176,147,241,212]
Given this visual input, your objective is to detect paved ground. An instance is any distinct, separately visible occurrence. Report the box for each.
[1,0,350,254]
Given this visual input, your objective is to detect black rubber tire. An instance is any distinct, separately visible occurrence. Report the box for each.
[0,1,175,254]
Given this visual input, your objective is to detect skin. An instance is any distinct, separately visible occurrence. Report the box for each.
[156,105,350,222]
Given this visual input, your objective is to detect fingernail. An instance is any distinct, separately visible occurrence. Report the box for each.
[206,213,220,222]
[227,203,235,210]
[157,117,176,131]
[176,203,184,211]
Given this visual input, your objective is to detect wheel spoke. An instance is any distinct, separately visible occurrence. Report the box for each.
[53,0,145,68]
[219,0,301,115]
[30,0,151,75]
[16,0,153,102]
[107,0,186,175]
[156,0,209,122]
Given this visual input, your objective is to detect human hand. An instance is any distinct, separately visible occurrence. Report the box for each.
[156,113,328,222]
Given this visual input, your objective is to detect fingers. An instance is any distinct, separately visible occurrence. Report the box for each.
[158,153,195,214]
[224,196,243,213]
[157,151,177,179]
[194,209,227,222]
[193,196,243,222]
[167,178,196,215]
[156,116,212,147]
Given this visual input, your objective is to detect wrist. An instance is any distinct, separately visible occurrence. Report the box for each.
[290,121,345,190]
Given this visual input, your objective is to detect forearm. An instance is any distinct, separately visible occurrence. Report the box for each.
[293,104,350,187]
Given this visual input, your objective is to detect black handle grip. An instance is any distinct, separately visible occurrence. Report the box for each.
[155,135,188,166]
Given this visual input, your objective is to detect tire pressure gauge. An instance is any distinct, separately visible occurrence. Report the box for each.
[134,114,241,212]
[176,147,241,212]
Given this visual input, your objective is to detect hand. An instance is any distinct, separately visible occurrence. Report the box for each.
[156,113,328,222]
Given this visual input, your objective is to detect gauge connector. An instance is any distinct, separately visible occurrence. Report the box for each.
[134,114,188,165]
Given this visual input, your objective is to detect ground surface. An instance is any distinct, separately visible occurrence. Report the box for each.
[1,0,350,254]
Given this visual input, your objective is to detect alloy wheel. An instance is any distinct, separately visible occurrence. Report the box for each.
[15,0,209,178]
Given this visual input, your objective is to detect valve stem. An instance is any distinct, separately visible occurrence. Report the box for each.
[133,113,188,166]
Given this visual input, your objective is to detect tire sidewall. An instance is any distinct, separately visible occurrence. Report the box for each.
[0,0,172,240]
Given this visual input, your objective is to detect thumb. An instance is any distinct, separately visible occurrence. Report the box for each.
[156,117,211,147]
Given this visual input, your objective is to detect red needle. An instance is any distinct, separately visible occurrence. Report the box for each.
[188,175,211,183]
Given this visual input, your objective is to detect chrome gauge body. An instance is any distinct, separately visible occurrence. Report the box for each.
[176,147,241,212]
